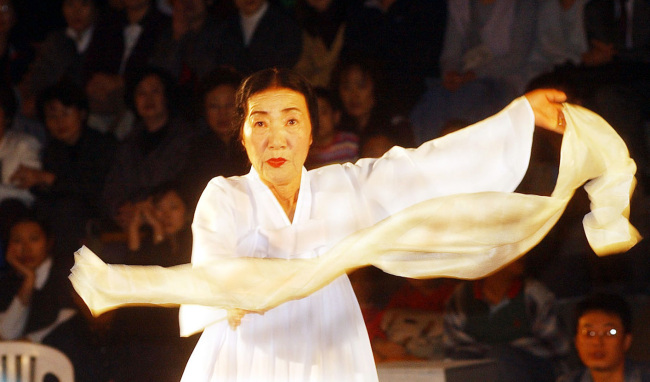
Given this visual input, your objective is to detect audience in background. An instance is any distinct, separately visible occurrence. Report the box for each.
[444,260,570,382]
[216,0,302,75]
[179,66,249,208]
[370,278,458,362]
[410,0,536,144]
[293,0,347,88]
[111,183,199,382]
[0,1,649,379]
[149,0,223,114]
[18,81,115,267]
[21,0,99,120]
[0,85,40,207]
[330,58,415,150]
[557,293,650,382]
[83,0,169,139]
[101,66,196,231]
[305,86,358,169]
[0,216,77,343]
[343,0,448,113]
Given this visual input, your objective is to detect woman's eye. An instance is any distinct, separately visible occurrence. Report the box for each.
[254,121,265,127]
[287,119,298,126]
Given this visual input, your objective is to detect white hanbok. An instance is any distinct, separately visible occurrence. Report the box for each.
[69,97,639,382]
[178,97,535,381]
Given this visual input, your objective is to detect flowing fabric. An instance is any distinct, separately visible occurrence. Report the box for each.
[70,102,639,318]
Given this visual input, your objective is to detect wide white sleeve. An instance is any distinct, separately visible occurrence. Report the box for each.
[349,96,535,218]
[179,179,241,336]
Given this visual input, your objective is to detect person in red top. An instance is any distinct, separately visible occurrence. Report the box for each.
[369,277,458,362]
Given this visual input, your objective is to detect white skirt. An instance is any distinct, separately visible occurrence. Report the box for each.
[180,276,378,382]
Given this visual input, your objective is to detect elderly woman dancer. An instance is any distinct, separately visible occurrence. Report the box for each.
[71,68,639,381]
[181,68,565,381]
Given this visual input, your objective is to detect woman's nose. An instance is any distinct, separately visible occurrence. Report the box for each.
[267,124,287,149]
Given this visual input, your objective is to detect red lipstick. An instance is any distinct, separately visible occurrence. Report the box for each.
[267,158,287,168]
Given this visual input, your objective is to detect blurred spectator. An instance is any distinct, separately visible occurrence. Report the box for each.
[306,86,358,169]
[524,0,589,87]
[83,0,169,139]
[0,0,34,88]
[0,216,77,342]
[216,0,302,75]
[526,0,650,187]
[102,66,196,231]
[410,0,536,144]
[330,58,415,150]
[20,0,100,118]
[557,293,650,382]
[149,0,224,113]
[293,0,348,88]
[370,278,458,362]
[11,81,117,266]
[111,183,198,382]
[0,85,40,206]
[180,66,249,208]
[343,0,447,113]
[444,259,570,382]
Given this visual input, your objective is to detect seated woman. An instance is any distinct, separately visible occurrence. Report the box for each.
[0,216,77,342]
[330,58,415,149]
[112,183,198,382]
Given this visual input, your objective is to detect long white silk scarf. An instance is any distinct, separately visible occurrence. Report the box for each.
[69,104,641,323]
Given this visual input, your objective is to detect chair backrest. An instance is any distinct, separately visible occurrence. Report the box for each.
[0,341,74,382]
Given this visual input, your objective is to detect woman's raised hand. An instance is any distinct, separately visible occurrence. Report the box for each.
[524,89,567,134]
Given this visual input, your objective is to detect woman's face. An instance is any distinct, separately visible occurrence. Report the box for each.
[338,66,375,122]
[134,75,168,126]
[63,0,95,33]
[204,84,237,142]
[242,87,312,190]
[154,191,188,236]
[0,0,16,36]
[6,221,50,271]
[44,100,85,145]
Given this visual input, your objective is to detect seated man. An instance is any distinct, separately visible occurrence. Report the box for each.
[444,259,570,382]
[558,293,650,382]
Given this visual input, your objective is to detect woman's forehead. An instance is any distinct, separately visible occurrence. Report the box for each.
[246,88,308,114]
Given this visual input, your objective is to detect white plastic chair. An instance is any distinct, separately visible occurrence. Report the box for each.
[0,341,74,382]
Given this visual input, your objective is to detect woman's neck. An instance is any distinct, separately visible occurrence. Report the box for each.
[268,181,300,222]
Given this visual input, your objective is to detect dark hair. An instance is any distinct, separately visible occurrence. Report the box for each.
[149,181,189,208]
[37,80,89,124]
[124,66,176,116]
[199,66,244,103]
[575,292,632,334]
[235,68,318,142]
[329,57,388,109]
[0,85,18,128]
